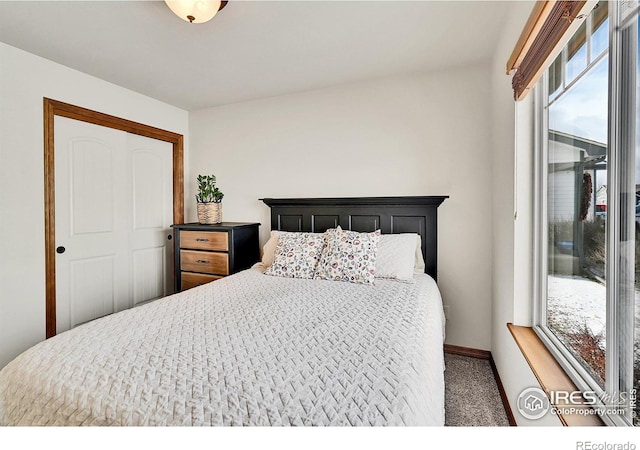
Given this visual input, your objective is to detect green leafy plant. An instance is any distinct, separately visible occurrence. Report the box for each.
[195,174,224,203]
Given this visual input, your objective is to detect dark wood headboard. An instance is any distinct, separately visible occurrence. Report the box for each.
[260,196,448,281]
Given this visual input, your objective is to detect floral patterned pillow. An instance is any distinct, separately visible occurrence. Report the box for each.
[314,227,381,285]
[264,232,325,279]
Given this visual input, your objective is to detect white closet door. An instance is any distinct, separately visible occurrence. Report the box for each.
[54,117,173,334]
[127,133,174,306]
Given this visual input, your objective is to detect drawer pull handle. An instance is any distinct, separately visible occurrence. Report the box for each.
[196,259,210,264]
[195,238,210,242]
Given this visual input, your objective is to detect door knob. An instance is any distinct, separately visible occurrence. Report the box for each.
[56,246,66,254]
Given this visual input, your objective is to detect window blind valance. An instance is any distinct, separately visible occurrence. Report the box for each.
[507,1,592,100]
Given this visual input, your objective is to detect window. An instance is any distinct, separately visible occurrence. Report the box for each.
[535,1,638,426]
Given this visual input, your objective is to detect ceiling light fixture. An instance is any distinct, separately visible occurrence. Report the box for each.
[165,0,228,24]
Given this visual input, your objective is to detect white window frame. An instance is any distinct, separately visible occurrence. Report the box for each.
[533,1,637,427]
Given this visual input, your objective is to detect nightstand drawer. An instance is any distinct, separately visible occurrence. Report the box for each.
[180,271,223,290]
[180,250,229,275]
[180,230,228,251]
[172,222,260,293]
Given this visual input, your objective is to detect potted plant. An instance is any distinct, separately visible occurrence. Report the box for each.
[195,174,224,224]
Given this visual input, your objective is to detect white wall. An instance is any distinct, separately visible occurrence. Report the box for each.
[490,3,562,425]
[0,42,189,369]
[189,67,494,350]
[0,2,566,426]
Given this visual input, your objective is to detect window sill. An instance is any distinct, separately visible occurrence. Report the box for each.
[507,323,604,426]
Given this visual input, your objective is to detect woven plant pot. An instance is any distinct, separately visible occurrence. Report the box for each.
[197,202,222,224]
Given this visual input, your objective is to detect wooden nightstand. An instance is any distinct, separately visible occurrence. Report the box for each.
[171,222,260,292]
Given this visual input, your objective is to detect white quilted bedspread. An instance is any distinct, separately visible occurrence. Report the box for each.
[0,269,445,426]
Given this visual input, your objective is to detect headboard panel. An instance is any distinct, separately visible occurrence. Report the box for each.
[260,196,448,281]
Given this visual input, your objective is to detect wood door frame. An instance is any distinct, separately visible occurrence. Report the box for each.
[44,98,184,338]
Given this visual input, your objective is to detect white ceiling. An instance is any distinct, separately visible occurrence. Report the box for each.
[0,1,511,110]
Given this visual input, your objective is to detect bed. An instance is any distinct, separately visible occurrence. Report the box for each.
[0,196,448,426]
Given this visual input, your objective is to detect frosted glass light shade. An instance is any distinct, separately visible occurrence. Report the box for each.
[165,0,222,24]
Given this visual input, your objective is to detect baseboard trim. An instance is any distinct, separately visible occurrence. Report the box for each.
[489,355,517,426]
[444,344,517,426]
[443,344,490,359]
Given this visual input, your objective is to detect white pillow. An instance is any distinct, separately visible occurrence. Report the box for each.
[375,234,422,281]
[414,234,426,274]
[260,230,280,268]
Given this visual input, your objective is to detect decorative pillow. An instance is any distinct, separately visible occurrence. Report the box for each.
[264,231,325,279]
[314,227,381,285]
[375,233,420,281]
